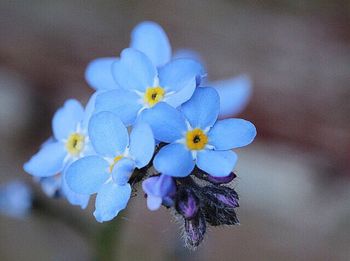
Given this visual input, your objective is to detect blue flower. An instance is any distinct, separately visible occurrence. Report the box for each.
[85,21,251,119]
[66,111,154,222]
[132,22,251,117]
[23,95,97,208]
[140,87,256,177]
[142,174,176,211]
[94,48,203,126]
[85,21,174,91]
[0,181,32,219]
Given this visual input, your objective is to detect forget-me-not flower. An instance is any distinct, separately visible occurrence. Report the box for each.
[85,21,251,119]
[132,22,252,117]
[22,21,258,249]
[140,87,256,177]
[66,111,154,222]
[84,21,173,91]
[94,48,202,126]
[23,95,97,208]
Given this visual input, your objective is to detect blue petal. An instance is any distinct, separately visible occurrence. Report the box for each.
[65,156,109,195]
[164,77,197,108]
[112,158,135,186]
[172,49,207,85]
[89,111,129,157]
[62,173,90,209]
[52,99,84,140]
[24,141,66,177]
[146,196,162,211]
[130,21,171,67]
[112,48,156,92]
[138,103,187,143]
[39,176,62,197]
[94,182,131,222]
[181,87,219,129]
[208,119,256,150]
[40,136,55,148]
[153,143,194,177]
[129,122,155,168]
[196,150,237,177]
[159,59,204,92]
[95,89,142,126]
[85,57,119,90]
[211,75,252,118]
[81,92,98,130]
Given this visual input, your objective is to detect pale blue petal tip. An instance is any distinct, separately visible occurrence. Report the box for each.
[52,99,84,140]
[211,74,252,118]
[131,21,171,67]
[23,141,66,178]
[94,183,131,222]
[85,57,119,90]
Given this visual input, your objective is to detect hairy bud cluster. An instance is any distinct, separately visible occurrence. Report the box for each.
[173,174,240,249]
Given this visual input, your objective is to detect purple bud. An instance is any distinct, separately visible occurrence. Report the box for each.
[175,187,199,220]
[202,185,239,208]
[184,211,206,249]
[214,187,239,208]
[200,185,240,226]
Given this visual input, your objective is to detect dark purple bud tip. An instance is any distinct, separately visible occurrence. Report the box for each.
[206,172,237,184]
[200,186,240,226]
[184,212,206,249]
[175,187,199,220]
[215,189,239,208]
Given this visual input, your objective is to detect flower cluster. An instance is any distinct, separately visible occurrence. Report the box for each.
[24,21,256,248]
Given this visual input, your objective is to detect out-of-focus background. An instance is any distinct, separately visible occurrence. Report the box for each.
[1,0,350,260]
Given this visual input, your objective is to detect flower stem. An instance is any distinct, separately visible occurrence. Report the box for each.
[94,214,124,261]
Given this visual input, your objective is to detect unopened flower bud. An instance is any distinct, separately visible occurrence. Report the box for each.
[200,185,240,226]
[175,187,199,220]
[184,211,206,249]
[202,185,239,208]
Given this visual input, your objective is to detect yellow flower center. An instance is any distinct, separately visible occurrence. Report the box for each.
[186,128,208,150]
[144,86,165,107]
[109,155,123,173]
[65,133,85,156]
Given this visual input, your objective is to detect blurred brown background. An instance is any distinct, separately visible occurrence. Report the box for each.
[1,0,350,260]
